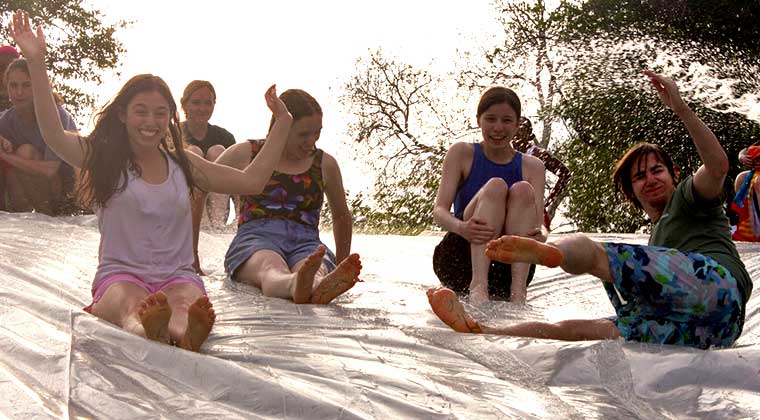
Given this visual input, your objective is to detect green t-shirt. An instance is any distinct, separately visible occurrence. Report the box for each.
[650,176,752,304]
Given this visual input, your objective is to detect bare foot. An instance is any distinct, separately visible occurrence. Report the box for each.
[427,287,482,333]
[292,246,326,304]
[486,235,563,267]
[310,253,363,304]
[138,292,172,343]
[179,296,216,352]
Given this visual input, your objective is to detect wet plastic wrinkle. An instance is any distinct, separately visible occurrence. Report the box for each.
[0,212,758,419]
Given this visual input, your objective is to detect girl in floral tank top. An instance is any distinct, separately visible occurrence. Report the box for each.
[218,89,362,305]
[238,139,325,228]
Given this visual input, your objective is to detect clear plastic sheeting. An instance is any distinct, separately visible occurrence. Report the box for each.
[0,212,758,419]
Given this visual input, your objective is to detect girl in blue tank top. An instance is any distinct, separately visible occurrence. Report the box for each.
[431,86,548,303]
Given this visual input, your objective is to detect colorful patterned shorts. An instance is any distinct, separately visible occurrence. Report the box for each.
[603,243,743,349]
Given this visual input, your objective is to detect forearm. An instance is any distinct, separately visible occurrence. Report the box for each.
[27,57,69,153]
[433,206,461,235]
[332,212,353,262]
[1,154,59,178]
[678,108,728,178]
[242,115,292,188]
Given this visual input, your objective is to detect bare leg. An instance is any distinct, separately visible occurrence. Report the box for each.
[186,145,207,275]
[503,181,538,302]
[235,249,318,303]
[462,178,509,299]
[486,236,564,268]
[487,234,611,281]
[90,281,151,337]
[482,319,621,341]
[190,188,207,275]
[5,170,31,212]
[8,145,60,215]
[0,168,7,212]
[427,287,621,341]
[205,145,230,226]
[310,253,363,304]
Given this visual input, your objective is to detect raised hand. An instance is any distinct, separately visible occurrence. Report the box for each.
[264,84,291,120]
[644,70,689,115]
[9,10,47,62]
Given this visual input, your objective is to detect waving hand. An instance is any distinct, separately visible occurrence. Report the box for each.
[9,10,47,62]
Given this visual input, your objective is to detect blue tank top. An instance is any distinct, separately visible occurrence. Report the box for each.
[453,143,524,218]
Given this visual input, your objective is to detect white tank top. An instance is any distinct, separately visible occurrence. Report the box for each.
[93,153,199,286]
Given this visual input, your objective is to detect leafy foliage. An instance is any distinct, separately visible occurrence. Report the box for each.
[553,0,760,232]
[340,50,470,233]
[0,0,127,120]
[342,0,760,234]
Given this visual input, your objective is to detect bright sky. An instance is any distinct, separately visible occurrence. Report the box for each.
[88,0,504,193]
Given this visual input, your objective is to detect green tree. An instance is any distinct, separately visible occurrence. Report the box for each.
[342,1,571,233]
[0,0,127,119]
[460,0,570,148]
[554,0,760,232]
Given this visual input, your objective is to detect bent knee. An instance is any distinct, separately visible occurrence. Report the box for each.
[478,177,509,201]
[206,145,226,161]
[186,145,203,156]
[507,181,535,206]
[14,143,43,160]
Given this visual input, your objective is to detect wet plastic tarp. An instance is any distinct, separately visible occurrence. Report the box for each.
[1,212,758,419]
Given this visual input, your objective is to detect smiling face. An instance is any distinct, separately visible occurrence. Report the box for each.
[477,102,519,150]
[120,90,171,151]
[630,152,676,212]
[183,86,215,124]
[285,114,322,160]
[6,69,33,111]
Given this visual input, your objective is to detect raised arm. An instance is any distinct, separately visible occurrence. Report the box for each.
[189,84,292,194]
[10,10,86,168]
[645,70,728,201]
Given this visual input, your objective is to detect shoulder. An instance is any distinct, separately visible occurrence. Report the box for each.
[447,141,474,160]
[320,150,340,172]
[521,153,545,171]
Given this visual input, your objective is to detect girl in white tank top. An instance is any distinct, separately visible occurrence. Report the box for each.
[12,11,297,352]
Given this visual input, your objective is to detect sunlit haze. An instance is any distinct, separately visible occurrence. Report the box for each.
[86,0,502,193]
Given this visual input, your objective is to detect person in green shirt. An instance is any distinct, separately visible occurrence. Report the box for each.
[427,70,752,349]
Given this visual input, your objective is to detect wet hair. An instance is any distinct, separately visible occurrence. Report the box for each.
[612,142,677,209]
[180,80,216,115]
[4,58,29,87]
[78,74,195,209]
[268,89,322,131]
[476,86,521,120]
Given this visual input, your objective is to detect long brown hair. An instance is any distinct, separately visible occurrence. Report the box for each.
[78,74,195,209]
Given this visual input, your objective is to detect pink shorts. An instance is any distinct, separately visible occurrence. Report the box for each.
[84,273,206,313]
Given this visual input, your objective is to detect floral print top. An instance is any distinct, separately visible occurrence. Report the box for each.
[238,139,325,228]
